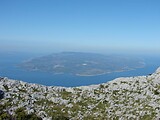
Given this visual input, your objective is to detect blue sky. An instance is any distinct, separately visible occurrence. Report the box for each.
[0,0,160,55]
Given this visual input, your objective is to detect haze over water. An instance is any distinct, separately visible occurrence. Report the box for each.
[0,0,160,55]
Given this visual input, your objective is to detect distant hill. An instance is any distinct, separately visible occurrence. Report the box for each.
[0,67,160,119]
[20,52,145,76]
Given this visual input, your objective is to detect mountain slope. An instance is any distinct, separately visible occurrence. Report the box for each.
[0,68,160,120]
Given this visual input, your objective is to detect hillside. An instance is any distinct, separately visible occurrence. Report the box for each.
[0,68,160,120]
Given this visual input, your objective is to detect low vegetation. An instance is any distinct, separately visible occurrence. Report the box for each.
[0,68,160,119]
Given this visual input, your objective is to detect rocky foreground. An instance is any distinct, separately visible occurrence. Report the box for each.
[0,68,160,120]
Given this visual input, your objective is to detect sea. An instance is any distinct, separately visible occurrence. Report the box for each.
[0,52,160,87]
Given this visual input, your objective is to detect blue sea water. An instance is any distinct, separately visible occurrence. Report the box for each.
[0,52,160,87]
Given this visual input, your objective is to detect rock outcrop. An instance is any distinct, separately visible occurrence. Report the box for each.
[0,68,160,120]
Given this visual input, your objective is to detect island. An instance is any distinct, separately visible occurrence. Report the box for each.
[20,52,145,76]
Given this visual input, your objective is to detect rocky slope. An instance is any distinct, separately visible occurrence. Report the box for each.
[0,68,160,120]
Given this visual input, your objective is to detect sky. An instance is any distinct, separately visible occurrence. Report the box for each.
[0,0,160,55]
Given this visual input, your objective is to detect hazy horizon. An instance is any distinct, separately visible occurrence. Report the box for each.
[0,0,160,56]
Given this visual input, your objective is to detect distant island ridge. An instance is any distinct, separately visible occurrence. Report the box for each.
[20,52,145,76]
